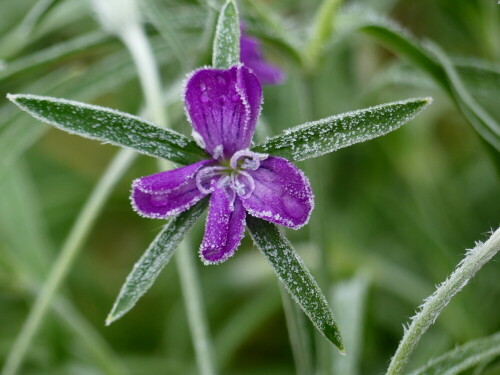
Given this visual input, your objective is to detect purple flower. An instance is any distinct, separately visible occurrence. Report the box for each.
[131,65,313,264]
[240,28,285,86]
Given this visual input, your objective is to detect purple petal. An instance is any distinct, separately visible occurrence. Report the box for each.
[200,187,247,264]
[184,65,262,159]
[131,160,211,219]
[241,156,314,229]
[240,35,285,86]
[134,160,211,193]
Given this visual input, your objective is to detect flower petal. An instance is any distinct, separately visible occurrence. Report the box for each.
[131,160,211,219]
[184,65,262,159]
[200,187,247,264]
[133,160,211,193]
[240,35,285,86]
[241,156,314,229]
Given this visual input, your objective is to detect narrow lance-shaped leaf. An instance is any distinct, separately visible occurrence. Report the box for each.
[340,9,500,152]
[246,217,344,352]
[212,0,240,69]
[106,198,209,325]
[0,31,110,83]
[408,331,500,375]
[7,94,208,165]
[425,41,500,151]
[253,97,432,162]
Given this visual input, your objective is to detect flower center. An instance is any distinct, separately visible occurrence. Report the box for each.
[195,149,268,207]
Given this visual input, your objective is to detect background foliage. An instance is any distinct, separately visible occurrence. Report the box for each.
[0,0,499,374]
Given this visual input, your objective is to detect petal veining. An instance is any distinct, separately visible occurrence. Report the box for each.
[184,65,262,159]
[241,156,314,229]
[133,160,211,193]
[131,160,211,219]
[200,188,247,264]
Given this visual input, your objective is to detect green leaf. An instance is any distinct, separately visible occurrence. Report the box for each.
[408,332,500,375]
[253,97,432,162]
[212,0,240,69]
[331,274,369,375]
[425,42,500,151]
[7,94,208,165]
[304,0,342,69]
[0,31,110,83]
[0,163,52,280]
[338,9,500,152]
[246,217,344,352]
[245,1,303,65]
[106,198,209,325]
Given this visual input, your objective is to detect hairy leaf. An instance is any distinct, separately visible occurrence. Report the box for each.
[408,332,500,375]
[253,97,432,162]
[247,217,344,352]
[212,0,240,69]
[106,198,209,325]
[8,94,208,165]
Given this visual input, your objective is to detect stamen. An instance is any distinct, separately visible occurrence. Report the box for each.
[230,171,255,199]
[195,166,228,194]
[229,149,268,170]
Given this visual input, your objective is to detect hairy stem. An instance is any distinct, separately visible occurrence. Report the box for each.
[386,227,500,375]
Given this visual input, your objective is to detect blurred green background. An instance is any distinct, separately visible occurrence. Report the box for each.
[0,0,499,374]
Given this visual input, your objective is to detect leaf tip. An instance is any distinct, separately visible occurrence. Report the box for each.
[6,93,19,103]
[423,96,433,105]
[105,315,115,326]
[323,322,345,352]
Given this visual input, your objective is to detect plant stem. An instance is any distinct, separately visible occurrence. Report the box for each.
[121,20,217,375]
[1,148,135,375]
[386,227,500,375]
[177,241,217,375]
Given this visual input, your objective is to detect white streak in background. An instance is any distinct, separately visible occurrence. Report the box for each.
[89,0,141,36]
[89,0,167,127]
[0,60,6,71]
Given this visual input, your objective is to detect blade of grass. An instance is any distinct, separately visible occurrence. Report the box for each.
[0,163,129,375]
[279,286,314,375]
[331,274,369,375]
[1,148,136,375]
